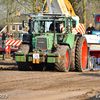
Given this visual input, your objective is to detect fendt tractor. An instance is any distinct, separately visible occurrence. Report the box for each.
[15,13,88,72]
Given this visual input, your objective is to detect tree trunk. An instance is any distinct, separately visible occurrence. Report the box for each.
[83,0,86,29]
[92,0,95,27]
[7,0,9,33]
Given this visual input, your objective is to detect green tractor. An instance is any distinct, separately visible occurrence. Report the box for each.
[15,13,88,72]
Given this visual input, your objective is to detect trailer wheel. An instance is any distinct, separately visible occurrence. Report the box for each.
[89,57,93,70]
[70,36,79,71]
[18,44,30,54]
[76,36,88,72]
[55,45,70,72]
[17,62,33,71]
[93,57,97,67]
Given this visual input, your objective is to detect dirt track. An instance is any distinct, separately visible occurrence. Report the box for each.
[0,59,100,100]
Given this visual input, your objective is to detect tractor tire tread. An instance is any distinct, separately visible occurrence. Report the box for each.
[75,36,87,72]
[55,45,70,72]
[70,36,79,71]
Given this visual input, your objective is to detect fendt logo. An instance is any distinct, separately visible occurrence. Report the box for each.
[38,42,45,43]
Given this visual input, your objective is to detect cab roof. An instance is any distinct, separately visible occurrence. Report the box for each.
[28,13,72,19]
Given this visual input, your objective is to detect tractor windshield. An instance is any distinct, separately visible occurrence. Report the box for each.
[33,19,66,33]
[33,21,52,33]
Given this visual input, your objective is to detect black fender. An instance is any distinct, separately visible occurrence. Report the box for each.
[58,42,70,49]
[22,41,31,44]
[75,34,82,41]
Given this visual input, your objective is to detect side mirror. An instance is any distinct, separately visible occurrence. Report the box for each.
[28,19,34,34]
[22,20,27,28]
[22,20,25,28]
[72,20,76,28]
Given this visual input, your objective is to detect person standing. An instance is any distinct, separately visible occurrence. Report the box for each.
[86,23,95,34]
[2,32,6,47]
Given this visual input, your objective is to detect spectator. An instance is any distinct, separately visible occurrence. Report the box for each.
[2,31,6,47]
[86,23,95,34]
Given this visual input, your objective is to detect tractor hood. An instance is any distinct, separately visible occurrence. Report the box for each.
[32,33,57,50]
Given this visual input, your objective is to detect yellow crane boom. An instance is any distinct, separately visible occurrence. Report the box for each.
[44,0,76,16]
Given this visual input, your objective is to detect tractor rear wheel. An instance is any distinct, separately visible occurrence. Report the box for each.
[17,62,33,71]
[55,45,70,72]
[70,36,79,71]
[18,44,30,54]
[93,57,97,67]
[75,36,88,72]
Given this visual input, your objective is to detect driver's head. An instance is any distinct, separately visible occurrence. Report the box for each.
[52,21,54,24]
[89,23,93,28]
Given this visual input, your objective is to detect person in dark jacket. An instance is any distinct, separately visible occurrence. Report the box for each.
[86,23,95,34]
[49,21,54,32]
[2,32,6,47]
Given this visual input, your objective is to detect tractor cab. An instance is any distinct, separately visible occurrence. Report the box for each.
[26,13,76,50]
[28,13,74,34]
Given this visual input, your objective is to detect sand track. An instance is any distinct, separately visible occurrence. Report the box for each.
[0,59,100,100]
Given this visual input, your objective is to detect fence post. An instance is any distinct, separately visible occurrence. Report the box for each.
[8,45,11,54]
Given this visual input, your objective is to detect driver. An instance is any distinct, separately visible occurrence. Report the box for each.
[49,21,54,32]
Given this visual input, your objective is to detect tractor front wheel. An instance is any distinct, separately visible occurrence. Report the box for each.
[55,45,70,72]
[18,44,30,54]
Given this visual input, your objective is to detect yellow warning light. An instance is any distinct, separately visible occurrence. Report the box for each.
[70,8,72,12]
[30,16,32,18]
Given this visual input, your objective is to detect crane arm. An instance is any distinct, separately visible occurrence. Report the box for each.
[64,0,76,16]
[43,0,76,16]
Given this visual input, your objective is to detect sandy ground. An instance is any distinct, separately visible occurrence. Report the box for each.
[0,59,100,100]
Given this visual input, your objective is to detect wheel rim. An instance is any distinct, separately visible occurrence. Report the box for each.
[65,51,69,69]
[81,41,87,69]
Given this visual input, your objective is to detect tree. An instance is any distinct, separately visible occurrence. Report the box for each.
[69,0,100,28]
[69,0,85,24]
[0,0,44,33]
[0,0,22,33]
[86,0,100,28]
[17,0,44,14]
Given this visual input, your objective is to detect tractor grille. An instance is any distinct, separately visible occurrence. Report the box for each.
[37,38,47,49]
